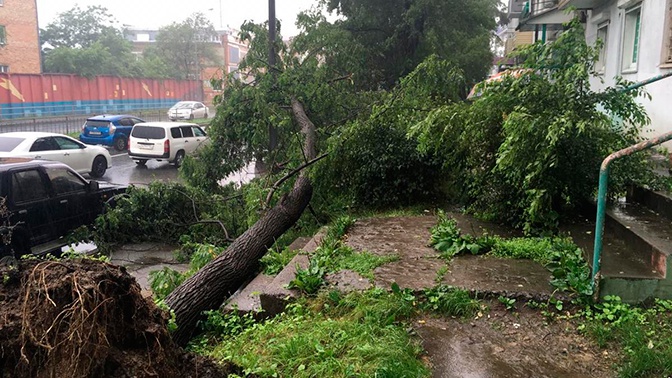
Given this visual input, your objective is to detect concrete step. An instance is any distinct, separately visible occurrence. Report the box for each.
[605,201,672,277]
[223,235,315,317]
[566,194,672,302]
[259,228,327,316]
[628,186,672,224]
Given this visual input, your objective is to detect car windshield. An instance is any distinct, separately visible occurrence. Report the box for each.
[131,126,166,139]
[175,102,193,109]
[0,137,25,152]
[85,120,111,128]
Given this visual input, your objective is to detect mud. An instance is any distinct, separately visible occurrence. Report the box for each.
[343,213,616,377]
[416,301,614,378]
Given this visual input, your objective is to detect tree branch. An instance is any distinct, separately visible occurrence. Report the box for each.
[265,153,328,207]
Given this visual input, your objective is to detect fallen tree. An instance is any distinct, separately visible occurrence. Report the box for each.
[165,98,318,345]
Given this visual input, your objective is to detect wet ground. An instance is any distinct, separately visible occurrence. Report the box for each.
[108,243,188,295]
[343,213,616,378]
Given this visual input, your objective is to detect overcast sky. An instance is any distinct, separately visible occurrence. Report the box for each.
[35,0,319,36]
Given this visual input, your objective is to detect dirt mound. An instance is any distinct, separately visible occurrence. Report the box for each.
[0,259,240,378]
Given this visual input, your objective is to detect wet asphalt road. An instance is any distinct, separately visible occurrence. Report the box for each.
[93,150,257,188]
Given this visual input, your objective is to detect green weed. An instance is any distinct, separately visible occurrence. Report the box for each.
[421,285,481,318]
[429,214,592,297]
[578,296,672,377]
[260,246,298,276]
[498,296,516,311]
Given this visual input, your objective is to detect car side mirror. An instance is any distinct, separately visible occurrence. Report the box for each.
[88,180,99,191]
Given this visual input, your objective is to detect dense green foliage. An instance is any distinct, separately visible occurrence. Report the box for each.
[411,21,653,233]
[429,211,592,296]
[324,0,499,89]
[93,182,247,249]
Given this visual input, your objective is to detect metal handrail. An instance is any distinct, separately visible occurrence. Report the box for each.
[591,71,672,292]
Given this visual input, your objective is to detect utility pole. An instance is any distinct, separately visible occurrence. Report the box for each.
[268,0,278,152]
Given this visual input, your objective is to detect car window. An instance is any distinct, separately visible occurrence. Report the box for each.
[131,118,144,125]
[192,127,206,137]
[29,137,59,152]
[176,102,192,109]
[11,169,48,203]
[131,126,166,139]
[119,118,134,127]
[195,103,203,109]
[85,120,111,128]
[53,136,82,150]
[170,128,182,138]
[46,167,87,195]
[0,137,24,152]
[180,126,194,138]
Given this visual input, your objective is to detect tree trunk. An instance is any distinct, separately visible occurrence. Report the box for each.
[165,98,317,346]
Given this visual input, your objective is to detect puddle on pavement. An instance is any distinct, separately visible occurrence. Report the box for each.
[343,214,614,377]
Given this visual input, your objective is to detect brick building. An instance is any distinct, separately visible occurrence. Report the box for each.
[0,0,41,74]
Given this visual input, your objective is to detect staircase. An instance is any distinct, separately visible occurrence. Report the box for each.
[568,183,672,303]
[222,230,326,318]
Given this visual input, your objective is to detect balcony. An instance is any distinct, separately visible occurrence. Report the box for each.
[518,0,576,30]
[558,0,608,9]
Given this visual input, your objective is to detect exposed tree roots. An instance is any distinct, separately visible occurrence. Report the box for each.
[0,259,245,378]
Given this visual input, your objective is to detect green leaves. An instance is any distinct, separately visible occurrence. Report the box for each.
[412,21,654,233]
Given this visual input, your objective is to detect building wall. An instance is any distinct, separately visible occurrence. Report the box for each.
[0,0,41,74]
[585,0,672,140]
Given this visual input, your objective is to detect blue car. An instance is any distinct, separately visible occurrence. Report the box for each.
[79,114,145,151]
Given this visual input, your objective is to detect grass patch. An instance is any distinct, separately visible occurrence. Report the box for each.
[206,289,430,378]
[428,211,592,296]
[579,297,672,377]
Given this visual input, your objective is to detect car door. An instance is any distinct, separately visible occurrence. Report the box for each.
[179,126,196,154]
[9,168,55,246]
[191,126,209,150]
[52,136,89,172]
[194,103,205,118]
[44,166,88,235]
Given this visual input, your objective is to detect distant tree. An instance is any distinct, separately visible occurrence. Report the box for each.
[40,5,118,49]
[41,5,144,77]
[154,13,221,80]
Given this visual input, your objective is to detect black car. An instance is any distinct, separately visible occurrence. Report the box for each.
[0,158,126,261]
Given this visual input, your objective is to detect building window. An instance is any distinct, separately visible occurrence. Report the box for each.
[228,46,240,64]
[596,21,609,73]
[0,65,8,73]
[621,5,642,72]
[0,25,6,46]
[663,0,672,65]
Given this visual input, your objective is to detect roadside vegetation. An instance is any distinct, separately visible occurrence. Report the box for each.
[53,0,672,375]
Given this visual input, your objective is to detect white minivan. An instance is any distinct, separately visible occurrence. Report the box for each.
[128,122,209,167]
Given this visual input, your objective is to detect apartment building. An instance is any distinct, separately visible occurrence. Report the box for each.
[0,0,41,74]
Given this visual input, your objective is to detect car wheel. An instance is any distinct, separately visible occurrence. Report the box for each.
[173,150,185,168]
[90,155,107,178]
[114,137,127,151]
[205,109,209,118]
[189,113,194,120]
[135,159,147,166]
